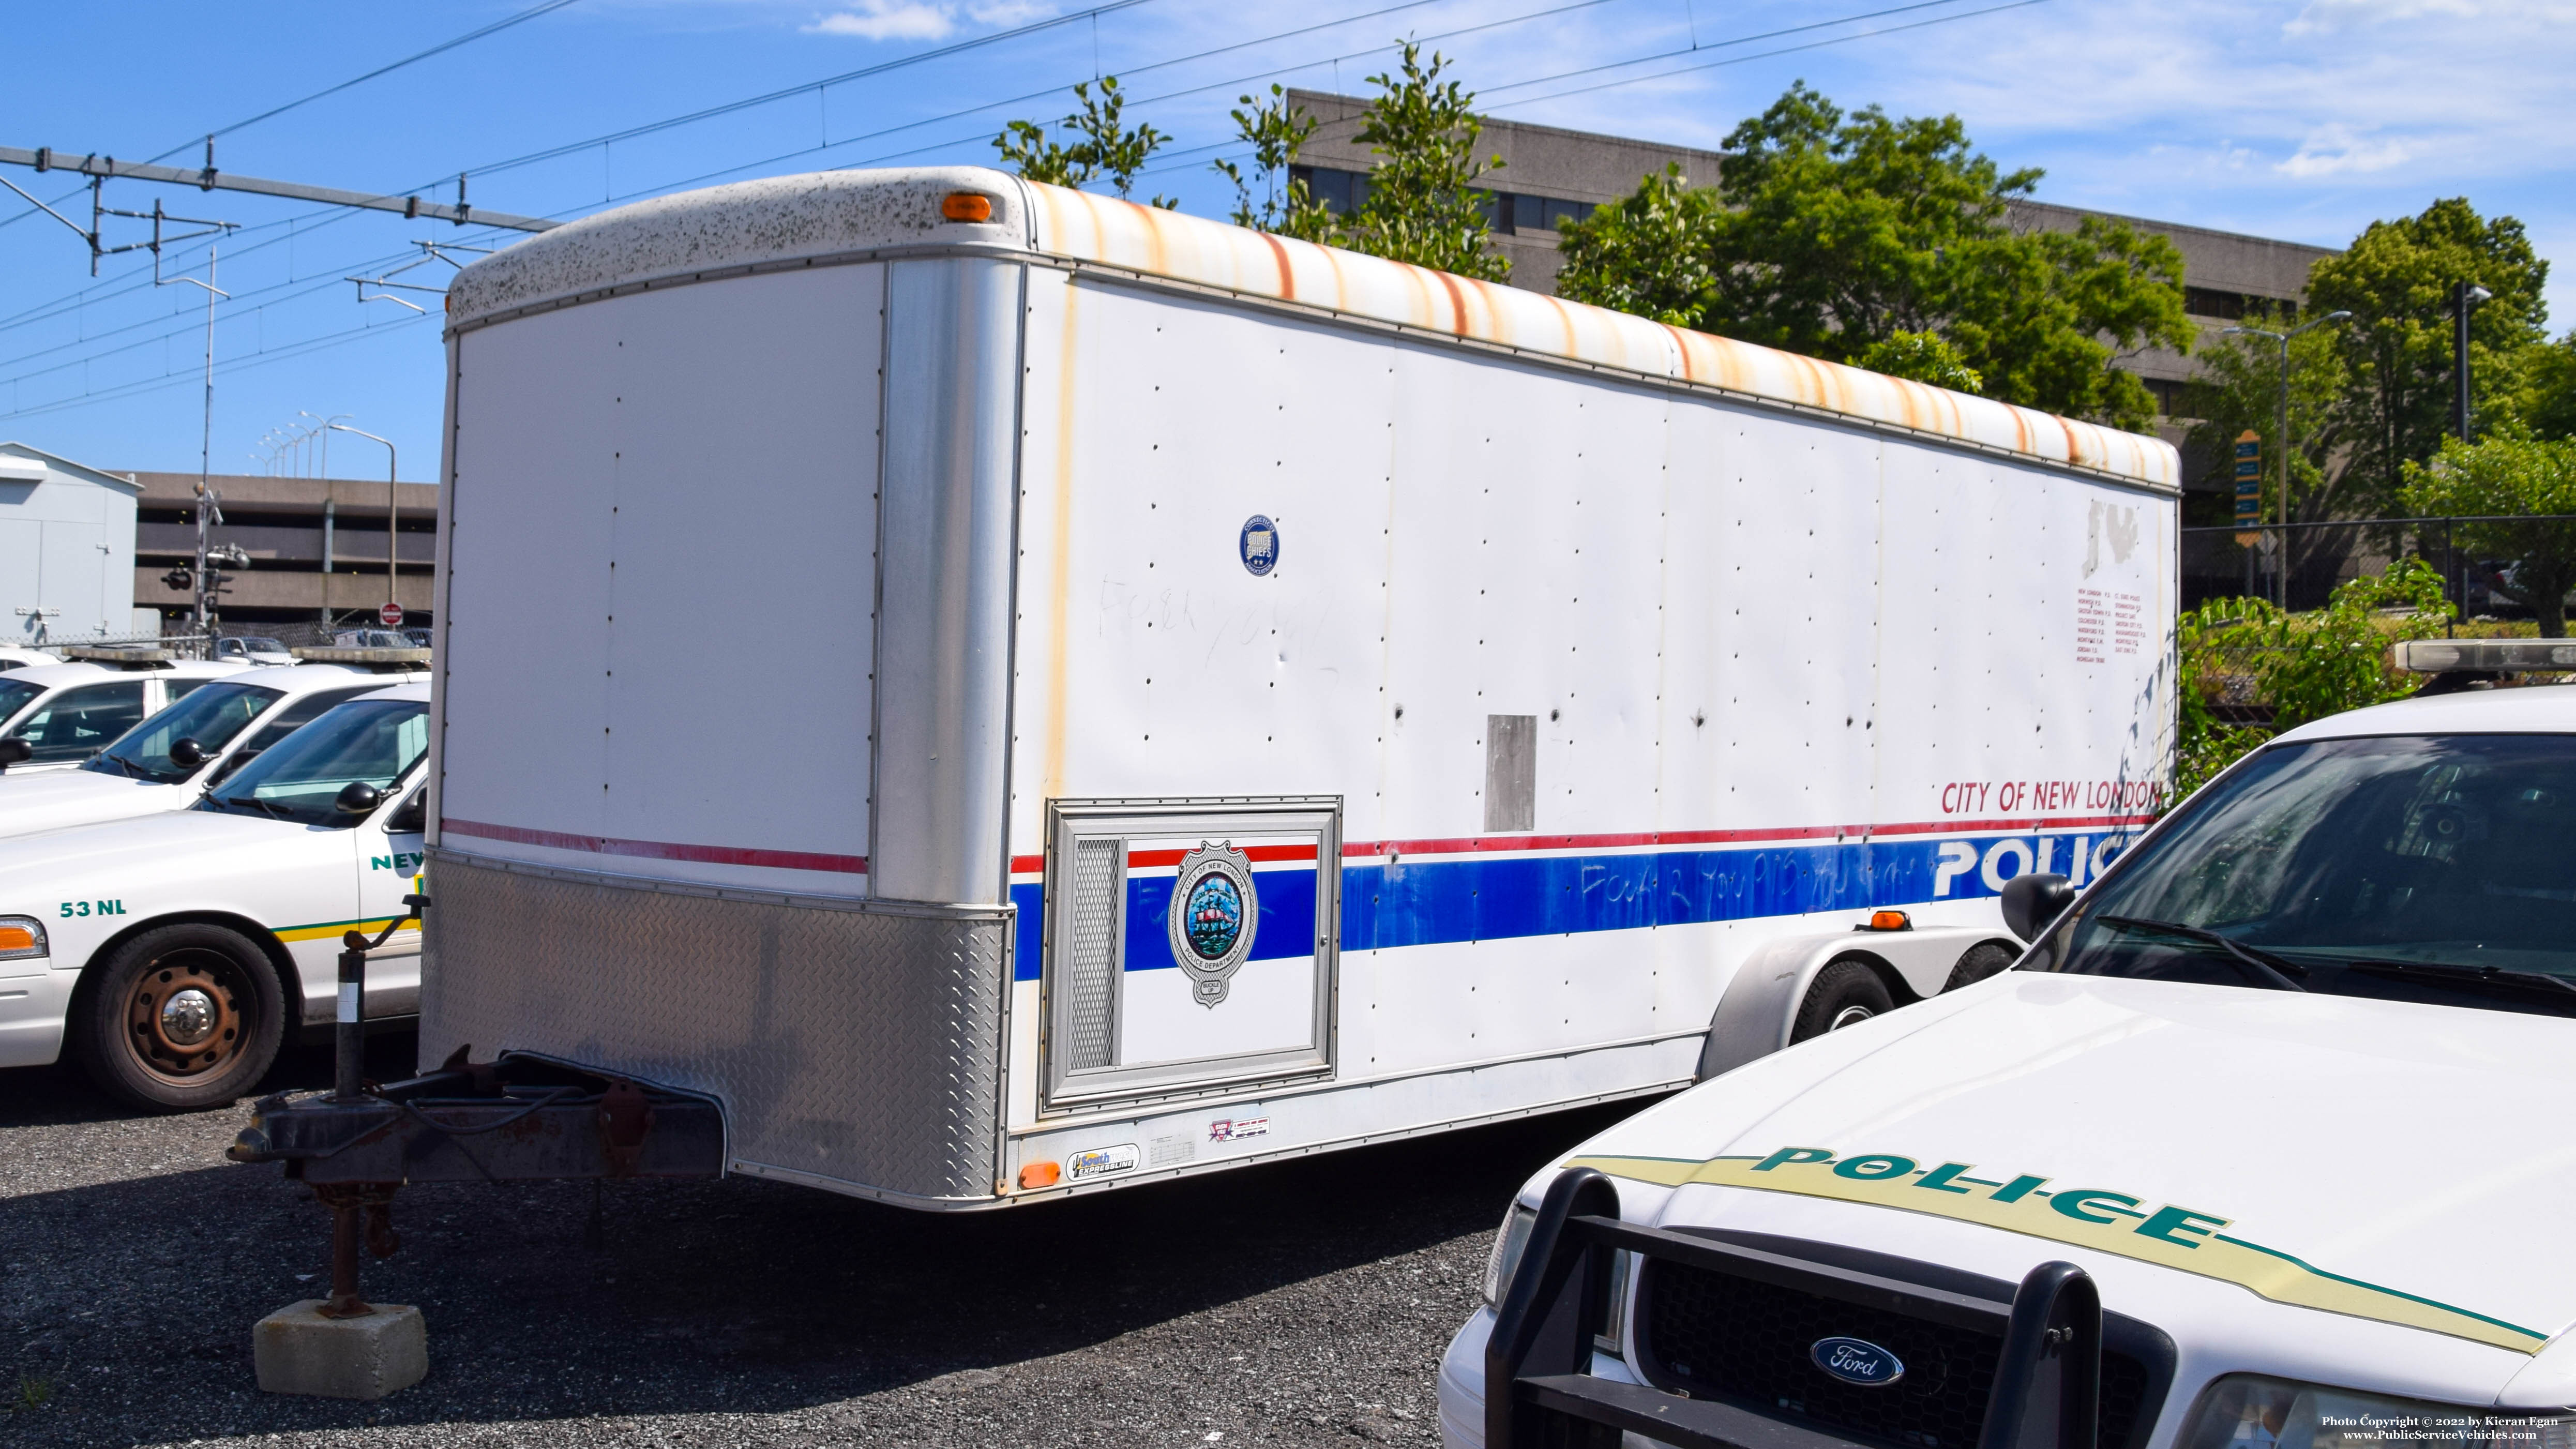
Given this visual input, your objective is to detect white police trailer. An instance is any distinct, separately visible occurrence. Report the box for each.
[234,168,2177,1212]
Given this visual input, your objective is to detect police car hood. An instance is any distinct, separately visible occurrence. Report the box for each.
[0,805,313,893]
[0,766,191,839]
[1564,972,2576,1360]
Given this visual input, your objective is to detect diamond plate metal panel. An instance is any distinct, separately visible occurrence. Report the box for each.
[1062,836,1120,1071]
[420,852,1007,1202]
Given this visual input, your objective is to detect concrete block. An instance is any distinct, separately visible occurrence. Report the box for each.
[253,1300,427,1399]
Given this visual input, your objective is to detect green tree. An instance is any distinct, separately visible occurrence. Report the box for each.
[2510,330,2576,442]
[2174,559,2453,797]
[993,76,1176,206]
[1555,82,2190,430]
[1211,85,1335,243]
[2307,198,2548,503]
[1854,330,1982,393]
[2402,434,2576,636]
[1553,163,1721,325]
[1336,41,1508,282]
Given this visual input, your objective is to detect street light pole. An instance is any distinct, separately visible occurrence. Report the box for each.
[2452,280,2492,442]
[327,424,399,615]
[2225,309,2353,608]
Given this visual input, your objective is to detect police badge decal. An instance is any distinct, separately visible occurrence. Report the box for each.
[1167,841,1258,1007]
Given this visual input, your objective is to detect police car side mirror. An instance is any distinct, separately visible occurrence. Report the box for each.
[334,781,384,816]
[2000,872,2075,944]
[0,737,28,774]
[169,737,206,768]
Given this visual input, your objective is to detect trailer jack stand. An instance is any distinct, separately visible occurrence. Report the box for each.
[251,903,433,1399]
[312,1182,403,1319]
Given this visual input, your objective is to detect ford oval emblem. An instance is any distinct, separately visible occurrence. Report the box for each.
[1811,1336,1905,1387]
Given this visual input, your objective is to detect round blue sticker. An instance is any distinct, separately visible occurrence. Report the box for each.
[1180,872,1245,962]
[1240,516,1279,576]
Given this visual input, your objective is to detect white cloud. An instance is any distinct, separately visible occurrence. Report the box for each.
[806,1,954,41]
[2284,0,2480,35]
[2277,124,2417,177]
[965,0,1055,23]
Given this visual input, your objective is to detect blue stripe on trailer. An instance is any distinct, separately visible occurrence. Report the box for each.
[1006,829,2134,982]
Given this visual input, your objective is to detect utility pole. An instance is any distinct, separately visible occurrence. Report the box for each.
[2453,280,2492,443]
[2225,310,2353,608]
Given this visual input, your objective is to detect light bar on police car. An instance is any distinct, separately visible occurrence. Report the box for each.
[290,647,431,668]
[2393,639,2576,673]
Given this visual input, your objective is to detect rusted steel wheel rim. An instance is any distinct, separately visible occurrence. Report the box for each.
[122,949,253,1084]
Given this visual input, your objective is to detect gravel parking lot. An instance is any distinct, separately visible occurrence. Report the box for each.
[2,1034,1652,1447]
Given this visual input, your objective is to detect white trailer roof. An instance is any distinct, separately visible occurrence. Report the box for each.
[445,165,2178,490]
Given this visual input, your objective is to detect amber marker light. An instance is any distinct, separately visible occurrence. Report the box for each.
[0,919,45,957]
[1018,1160,1061,1189]
[1865,910,1911,932]
[942,192,994,223]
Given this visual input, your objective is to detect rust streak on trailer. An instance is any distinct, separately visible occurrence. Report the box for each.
[1043,281,1082,804]
[1257,232,1297,302]
[439,168,2177,491]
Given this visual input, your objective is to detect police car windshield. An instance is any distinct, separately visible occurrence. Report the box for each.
[2039,734,2576,1019]
[87,681,285,783]
[202,698,427,827]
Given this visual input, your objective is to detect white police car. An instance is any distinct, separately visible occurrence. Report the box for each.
[0,683,428,1109]
[0,655,247,776]
[1444,682,2576,1449]
[0,662,421,839]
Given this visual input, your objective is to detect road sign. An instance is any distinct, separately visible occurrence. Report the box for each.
[2233,429,2263,546]
[379,602,405,629]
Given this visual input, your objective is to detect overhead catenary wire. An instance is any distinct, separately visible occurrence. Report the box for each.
[4,0,2036,422]
[0,0,1582,341]
[0,0,590,237]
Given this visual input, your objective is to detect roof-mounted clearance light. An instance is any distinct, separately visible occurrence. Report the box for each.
[2392,640,2576,673]
[63,645,176,669]
[291,646,432,671]
[941,192,993,223]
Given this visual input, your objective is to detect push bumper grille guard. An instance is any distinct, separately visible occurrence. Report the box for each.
[1485,1167,2106,1449]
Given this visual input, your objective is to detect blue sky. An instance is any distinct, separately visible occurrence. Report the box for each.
[5,0,2569,478]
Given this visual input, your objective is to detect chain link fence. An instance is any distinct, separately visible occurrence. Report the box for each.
[2183,516,2576,619]
[12,613,423,663]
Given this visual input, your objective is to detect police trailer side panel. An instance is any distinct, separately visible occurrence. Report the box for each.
[418,168,2177,1209]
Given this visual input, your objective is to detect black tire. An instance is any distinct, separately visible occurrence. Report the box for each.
[1942,941,2018,992]
[1789,959,1895,1043]
[73,923,284,1111]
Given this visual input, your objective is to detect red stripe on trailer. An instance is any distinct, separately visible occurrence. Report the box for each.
[443,818,869,874]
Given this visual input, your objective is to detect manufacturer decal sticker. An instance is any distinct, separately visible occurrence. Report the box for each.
[1146,1133,1196,1168]
[1239,515,1279,577]
[1067,1144,1140,1181]
[1167,841,1258,1007]
[1563,1145,2549,1355]
[1810,1337,1904,1387]
[1208,1116,1269,1144]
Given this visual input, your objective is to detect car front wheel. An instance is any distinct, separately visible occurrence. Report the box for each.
[73,924,284,1111]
